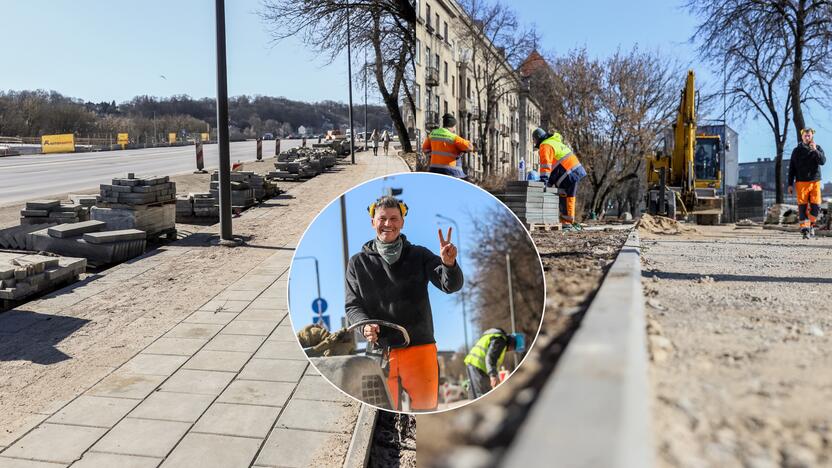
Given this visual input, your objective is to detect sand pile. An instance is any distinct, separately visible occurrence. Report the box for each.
[638,213,685,235]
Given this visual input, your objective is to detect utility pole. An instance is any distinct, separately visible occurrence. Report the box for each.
[364,46,368,152]
[346,1,356,164]
[214,0,233,241]
[340,195,350,273]
[506,253,518,367]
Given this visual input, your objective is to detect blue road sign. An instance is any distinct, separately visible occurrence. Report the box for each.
[312,298,328,314]
[312,314,331,330]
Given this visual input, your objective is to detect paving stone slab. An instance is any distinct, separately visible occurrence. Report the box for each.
[1,423,106,464]
[47,396,138,428]
[129,391,215,423]
[159,369,235,396]
[46,221,106,239]
[203,334,266,353]
[237,359,306,383]
[182,312,238,326]
[120,354,188,376]
[237,308,284,322]
[142,338,207,356]
[248,296,287,310]
[25,200,60,211]
[159,433,262,468]
[276,399,358,433]
[255,340,306,360]
[183,350,251,373]
[220,320,278,336]
[293,375,352,403]
[87,373,166,400]
[70,452,162,468]
[83,229,146,244]
[191,403,280,439]
[0,413,47,447]
[217,381,294,407]
[0,458,66,467]
[197,300,250,313]
[91,418,189,458]
[212,290,261,301]
[266,325,295,342]
[163,323,222,340]
[255,428,350,468]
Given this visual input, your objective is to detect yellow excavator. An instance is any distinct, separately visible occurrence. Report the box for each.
[646,70,723,224]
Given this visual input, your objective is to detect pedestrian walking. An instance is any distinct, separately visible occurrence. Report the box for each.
[382,130,391,156]
[533,128,587,230]
[788,128,826,239]
[371,129,379,156]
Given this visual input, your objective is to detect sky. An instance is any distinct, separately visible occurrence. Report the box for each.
[512,0,832,183]
[287,173,541,353]
[1,0,380,104]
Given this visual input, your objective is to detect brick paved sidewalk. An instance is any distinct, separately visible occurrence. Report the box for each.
[0,151,409,467]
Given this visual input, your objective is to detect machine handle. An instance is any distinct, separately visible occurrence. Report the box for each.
[347,319,411,349]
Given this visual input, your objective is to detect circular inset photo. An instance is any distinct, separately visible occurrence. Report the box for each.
[288,172,545,413]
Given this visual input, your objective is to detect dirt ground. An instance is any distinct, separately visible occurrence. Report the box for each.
[416,228,630,467]
[0,157,286,231]
[369,412,416,468]
[642,225,832,467]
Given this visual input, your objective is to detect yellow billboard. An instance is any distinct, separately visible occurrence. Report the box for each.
[41,134,75,154]
[168,133,177,144]
[200,132,210,142]
[117,133,129,148]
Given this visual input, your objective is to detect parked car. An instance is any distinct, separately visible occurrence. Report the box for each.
[262,133,274,140]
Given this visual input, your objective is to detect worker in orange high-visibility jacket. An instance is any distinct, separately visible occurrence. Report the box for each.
[533,128,587,230]
[422,114,473,179]
[788,127,826,239]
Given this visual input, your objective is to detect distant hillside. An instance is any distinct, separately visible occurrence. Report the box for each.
[0,90,391,141]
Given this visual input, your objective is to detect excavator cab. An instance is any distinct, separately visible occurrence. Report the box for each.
[694,135,721,189]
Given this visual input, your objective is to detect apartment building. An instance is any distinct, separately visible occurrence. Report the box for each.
[408,0,542,178]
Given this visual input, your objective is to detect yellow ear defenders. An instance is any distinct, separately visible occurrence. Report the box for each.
[368,199,408,218]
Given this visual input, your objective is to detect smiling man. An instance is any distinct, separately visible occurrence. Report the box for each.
[344,195,464,411]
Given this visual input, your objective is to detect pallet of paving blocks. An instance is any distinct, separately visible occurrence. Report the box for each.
[91,174,177,239]
[20,199,89,226]
[496,181,560,227]
[0,253,86,308]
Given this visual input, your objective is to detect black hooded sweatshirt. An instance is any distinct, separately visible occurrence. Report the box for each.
[345,234,464,346]
[788,143,825,186]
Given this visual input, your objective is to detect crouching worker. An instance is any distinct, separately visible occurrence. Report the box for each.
[464,328,526,399]
[345,196,464,411]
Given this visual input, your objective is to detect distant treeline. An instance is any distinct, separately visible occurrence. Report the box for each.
[0,90,392,140]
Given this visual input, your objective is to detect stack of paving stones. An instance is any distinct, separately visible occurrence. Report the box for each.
[20,199,89,225]
[90,174,176,239]
[191,193,219,217]
[208,175,255,210]
[27,220,147,268]
[0,223,58,250]
[733,188,766,222]
[269,147,336,180]
[176,195,194,218]
[211,171,279,202]
[0,252,86,308]
[496,181,560,227]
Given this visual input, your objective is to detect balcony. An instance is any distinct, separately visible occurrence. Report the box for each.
[425,66,439,87]
[470,105,480,120]
[425,111,440,129]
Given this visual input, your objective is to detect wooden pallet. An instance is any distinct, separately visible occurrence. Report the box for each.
[527,223,562,232]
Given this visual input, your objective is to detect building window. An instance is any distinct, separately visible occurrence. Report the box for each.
[452,76,455,96]
[435,13,440,34]
[416,39,421,65]
[444,100,448,115]
[415,85,421,109]
[435,53,440,69]
[425,46,431,69]
[444,61,448,84]
[466,78,471,98]
[426,4,432,29]
[444,22,448,42]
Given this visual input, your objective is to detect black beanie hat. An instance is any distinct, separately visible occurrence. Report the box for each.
[442,113,457,128]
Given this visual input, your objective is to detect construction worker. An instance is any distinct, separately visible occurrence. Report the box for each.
[345,195,464,411]
[533,128,587,230]
[788,128,826,239]
[422,114,473,178]
[463,328,526,399]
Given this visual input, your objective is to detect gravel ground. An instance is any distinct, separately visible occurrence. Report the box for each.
[643,225,832,467]
[416,228,630,467]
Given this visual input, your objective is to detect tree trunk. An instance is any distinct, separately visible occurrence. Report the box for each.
[790,6,807,144]
[774,140,785,203]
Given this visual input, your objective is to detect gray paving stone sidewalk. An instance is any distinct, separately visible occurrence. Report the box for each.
[0,151,408,467]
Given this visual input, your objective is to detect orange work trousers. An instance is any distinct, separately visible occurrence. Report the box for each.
[386,343,438,411]
[795,181,822,228]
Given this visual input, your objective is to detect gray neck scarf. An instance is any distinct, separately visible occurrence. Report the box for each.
[375,237,403,264]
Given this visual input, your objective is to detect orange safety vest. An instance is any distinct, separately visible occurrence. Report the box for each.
[422,127,472,169]
[539,133,582,185]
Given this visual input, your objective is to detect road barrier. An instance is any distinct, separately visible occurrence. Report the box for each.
[194,141,206,173]
[256,137,263,161]
[275,138,281,156]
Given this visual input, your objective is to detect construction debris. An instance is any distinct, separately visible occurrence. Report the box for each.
[764,204,799,225]
[496,181,560,227]
[638,213,689,235]
[0,252,86,308]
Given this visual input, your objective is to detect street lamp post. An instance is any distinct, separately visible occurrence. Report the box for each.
[435,213,468,355]
[214,0,233,241]
[364,46,368,152]
[346,1,356,165]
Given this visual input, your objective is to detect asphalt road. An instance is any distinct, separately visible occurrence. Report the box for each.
[0,139,305,205]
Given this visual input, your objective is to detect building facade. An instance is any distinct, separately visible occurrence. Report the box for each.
[409,0,541,178]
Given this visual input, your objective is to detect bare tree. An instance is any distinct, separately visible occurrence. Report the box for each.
[456,0,536,175]
[543,48,680,215]
[260,0,415,152]
[687,0,832,202]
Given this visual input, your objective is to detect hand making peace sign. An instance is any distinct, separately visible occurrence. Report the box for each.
[438,227,458,267]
